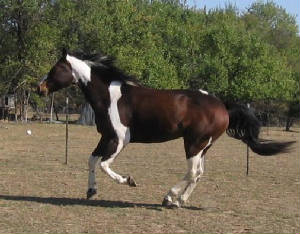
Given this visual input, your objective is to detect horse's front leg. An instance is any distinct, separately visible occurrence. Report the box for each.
[86,136,136,199]
[86,154,99,199]
[99,137,136,186]
[86,138,103,199]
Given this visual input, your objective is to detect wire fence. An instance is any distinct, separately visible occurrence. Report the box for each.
[1,97,299,132]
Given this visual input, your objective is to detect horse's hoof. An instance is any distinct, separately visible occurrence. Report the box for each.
[162,198,180,209]
[162,197,172,207]
[127,176,137,187]
[86,188,97,199]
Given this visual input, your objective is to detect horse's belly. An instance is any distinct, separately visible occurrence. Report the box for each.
[129,124,182,143]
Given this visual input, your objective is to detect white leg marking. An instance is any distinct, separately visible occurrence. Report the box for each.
[88,155,99,190]
[166,137,213,205]
[99,81,131,184]
[197,155,205,181]
[165,180,189,205]
[179,137,212,204]
[164,156,199,206]
[100,152,127,184]
[179,152,203,203]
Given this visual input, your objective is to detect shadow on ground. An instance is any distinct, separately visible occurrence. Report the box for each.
[0,194,205,211]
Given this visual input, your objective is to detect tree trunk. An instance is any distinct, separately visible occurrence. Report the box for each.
[285,117,294,131]
[54,105,59,121]
[24,90,30,123]
[14,92,18,122]
[77,103,95,125]
[19,90,25,122]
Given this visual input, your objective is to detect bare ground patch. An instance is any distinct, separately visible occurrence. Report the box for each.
[0,123,299,233]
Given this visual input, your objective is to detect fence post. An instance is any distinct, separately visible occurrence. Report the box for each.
[65,96,69,165]
[50,93,54,123]
[246,103,250,176]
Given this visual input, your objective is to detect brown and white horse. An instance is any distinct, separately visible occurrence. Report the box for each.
[37,49,294,208]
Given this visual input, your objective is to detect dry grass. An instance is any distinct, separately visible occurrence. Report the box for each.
[0,122,299,233]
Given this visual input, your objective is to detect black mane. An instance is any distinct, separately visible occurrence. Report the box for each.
[68,51,141,86]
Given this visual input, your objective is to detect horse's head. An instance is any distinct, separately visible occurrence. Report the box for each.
[37,48,74,96]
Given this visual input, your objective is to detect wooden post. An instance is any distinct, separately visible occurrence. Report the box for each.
[14,92,18,122]
[65,96,69,165]
[246,143,249,176]
[246,103,250,176]
[50,93,54,123]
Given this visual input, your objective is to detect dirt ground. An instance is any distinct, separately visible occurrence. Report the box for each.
[0,122,299,233]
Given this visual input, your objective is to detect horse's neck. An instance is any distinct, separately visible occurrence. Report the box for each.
[78,78,119,135]
[78,78,110,113]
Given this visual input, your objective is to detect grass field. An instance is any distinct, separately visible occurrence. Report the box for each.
[0,122,299,233]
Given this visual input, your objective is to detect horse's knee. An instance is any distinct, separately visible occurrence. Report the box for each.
[88,155,99,170]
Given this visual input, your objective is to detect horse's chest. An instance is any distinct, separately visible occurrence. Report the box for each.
[107,81,130,144]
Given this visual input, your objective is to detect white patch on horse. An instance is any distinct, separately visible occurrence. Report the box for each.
[108,81,130,145]
[179,136,212,204]
[66,54,91,85]
[99,81,130,184]
[125,80,138,86]
[199,89,208,95]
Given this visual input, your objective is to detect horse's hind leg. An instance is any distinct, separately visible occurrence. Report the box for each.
[162,137,212,208]
[162,155,200,207]
[179,153,205,205]
[179,137,212,205]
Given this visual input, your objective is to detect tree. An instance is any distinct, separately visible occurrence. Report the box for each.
[243,1,298,52]
[0,0,59,121]
[78,103,95,126]
[188,9,295,102]
[0,0,298,126]
[243,1,300,129]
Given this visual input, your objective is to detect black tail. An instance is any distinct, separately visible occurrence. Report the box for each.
[225,103,295,156]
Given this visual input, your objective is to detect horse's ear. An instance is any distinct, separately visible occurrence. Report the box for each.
[62,48,68,58]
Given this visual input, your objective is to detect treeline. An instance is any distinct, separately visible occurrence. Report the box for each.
[0,0,299,121]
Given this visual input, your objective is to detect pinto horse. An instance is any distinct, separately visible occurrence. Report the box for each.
[37,49,293,208]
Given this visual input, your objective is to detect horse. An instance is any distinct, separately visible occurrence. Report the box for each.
[37,48,294,208]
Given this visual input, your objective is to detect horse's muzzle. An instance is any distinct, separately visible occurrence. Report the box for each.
[37,82,49,96]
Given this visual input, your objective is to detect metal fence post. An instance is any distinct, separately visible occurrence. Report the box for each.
[65,96,69,165]
[246,103,250,176]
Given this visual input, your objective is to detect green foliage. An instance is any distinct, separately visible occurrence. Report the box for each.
[0,0,299,109]
[0,0,59,93]
[189,10,296,101]
[242,1,299,113]
[244,1,299,51]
